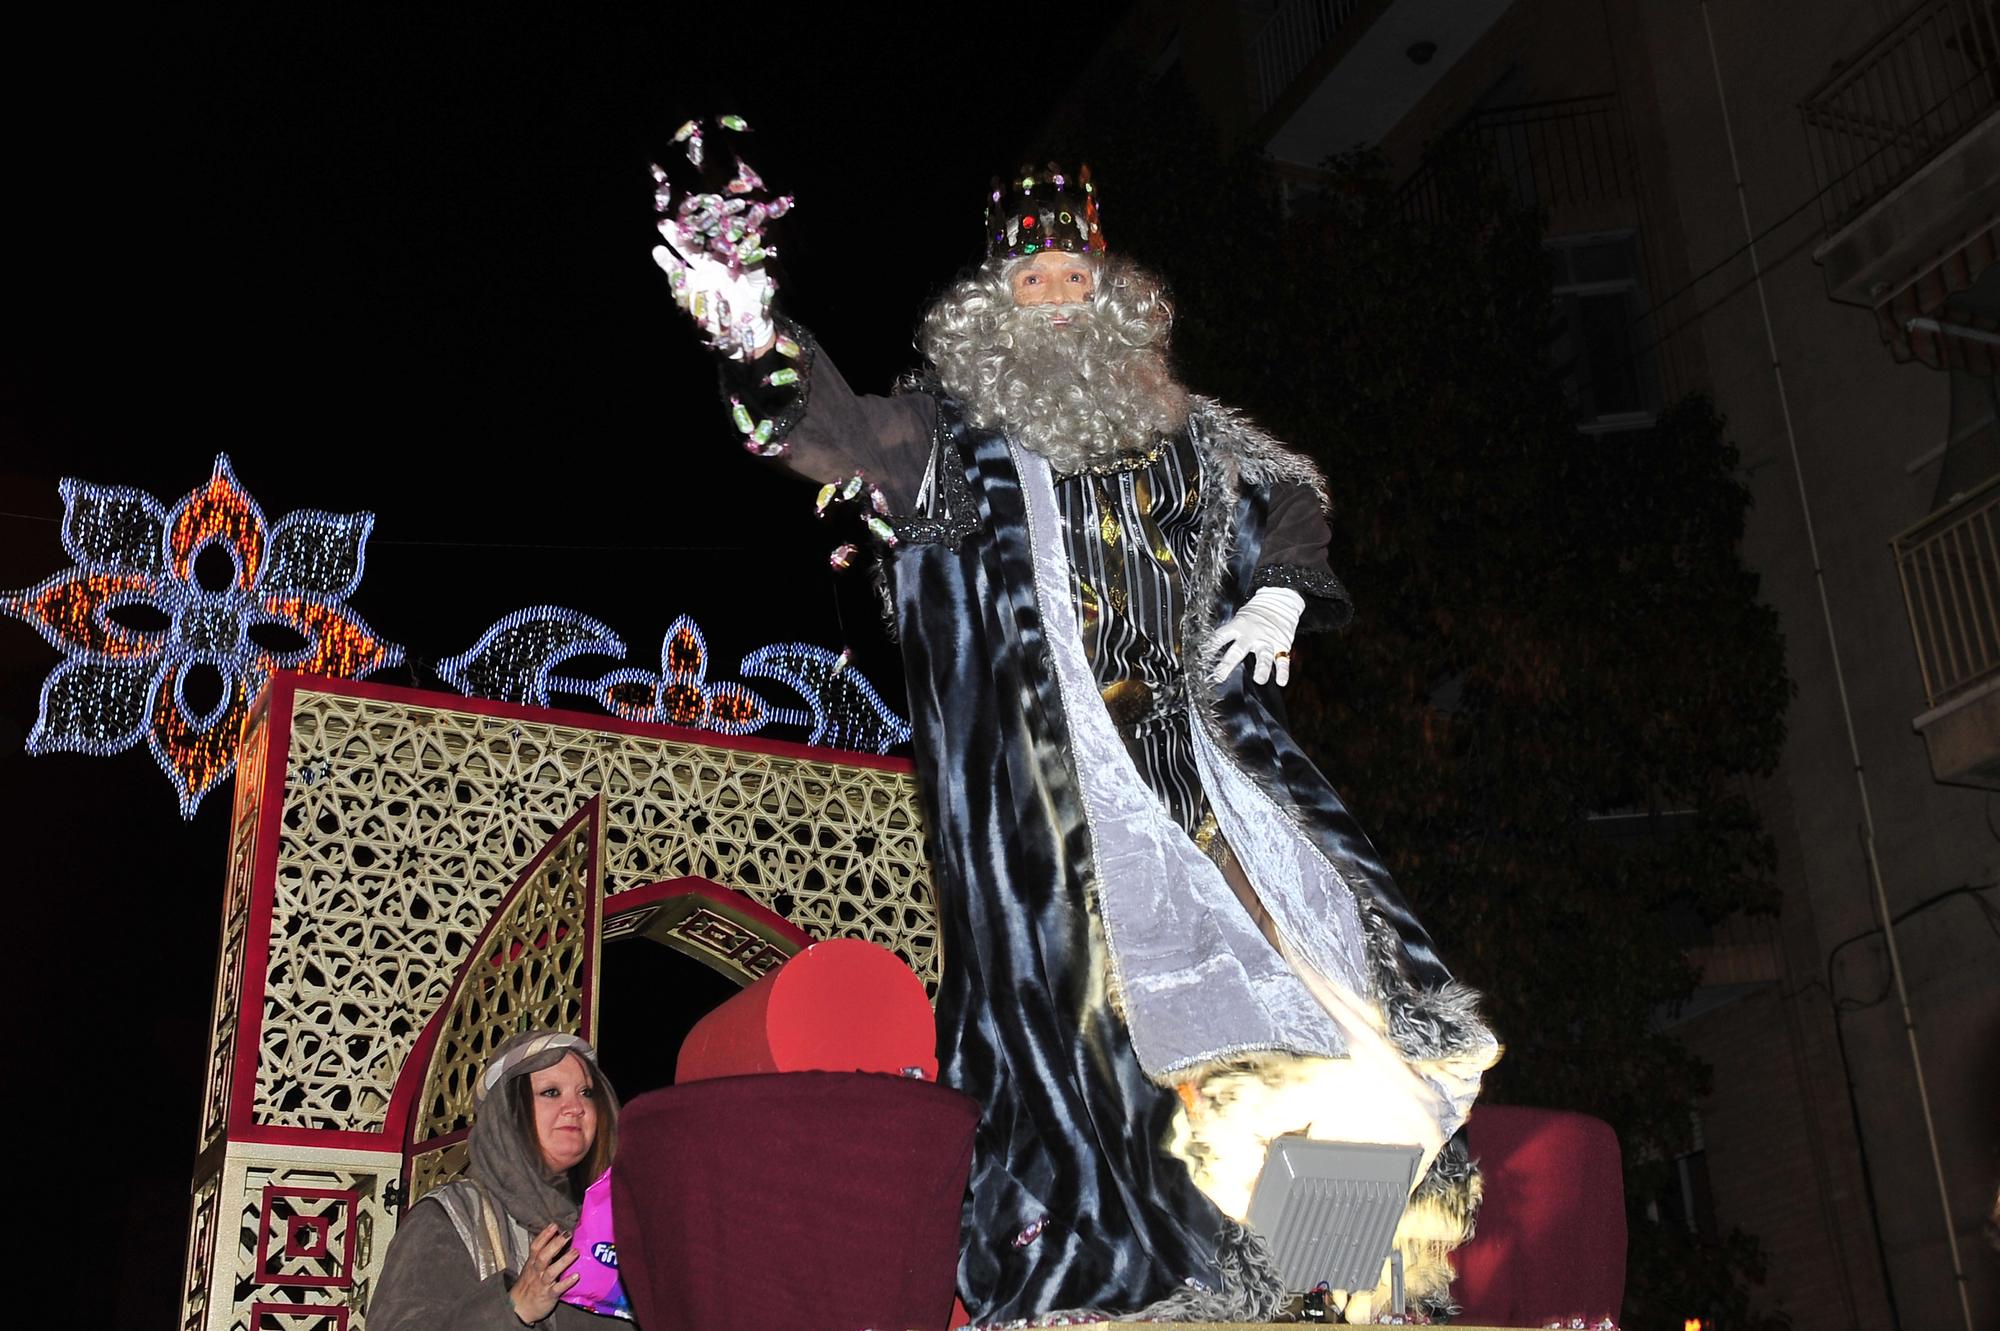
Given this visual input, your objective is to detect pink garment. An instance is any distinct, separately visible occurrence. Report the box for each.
[560,1170,632,1320]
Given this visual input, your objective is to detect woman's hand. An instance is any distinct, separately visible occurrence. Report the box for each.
[508,1223,578,1325]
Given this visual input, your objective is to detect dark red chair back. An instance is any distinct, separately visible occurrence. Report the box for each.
[611,1071,978,1330]
[1453,1104,1627,1326]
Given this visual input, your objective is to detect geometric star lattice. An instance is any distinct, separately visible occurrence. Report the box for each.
[0,454,403,816]
[253,681,934,1133]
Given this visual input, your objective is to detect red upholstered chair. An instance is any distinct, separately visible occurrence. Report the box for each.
[611,1071,978,1330]
[1453,1104,1627,1326]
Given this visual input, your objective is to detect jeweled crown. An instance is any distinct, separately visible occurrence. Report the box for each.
[986,162,1105,260]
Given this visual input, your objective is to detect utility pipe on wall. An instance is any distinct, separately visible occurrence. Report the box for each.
[1698,7,1975,1331]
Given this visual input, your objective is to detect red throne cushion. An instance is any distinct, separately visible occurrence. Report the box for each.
[610,1071,979,1330]
[1453,1104,1627,1325]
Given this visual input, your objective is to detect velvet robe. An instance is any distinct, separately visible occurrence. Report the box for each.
[889,400,1490,1321]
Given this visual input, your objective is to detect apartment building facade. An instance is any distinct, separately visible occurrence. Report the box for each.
[1116,3,2000,1327]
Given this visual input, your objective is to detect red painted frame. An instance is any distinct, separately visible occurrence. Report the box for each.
[254,1184,360,1288]
[249,1301,350,1331]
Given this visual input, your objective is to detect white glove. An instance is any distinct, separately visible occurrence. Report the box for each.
[1210,587,1307,687]
[651,232,776,361]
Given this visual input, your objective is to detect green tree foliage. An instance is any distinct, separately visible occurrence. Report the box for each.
[1049,68,1793,1330]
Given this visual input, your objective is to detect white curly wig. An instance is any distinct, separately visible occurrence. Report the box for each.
[918,253,1190,473]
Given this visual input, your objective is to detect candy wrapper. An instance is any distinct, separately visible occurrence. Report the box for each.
[558,1169,632,1320]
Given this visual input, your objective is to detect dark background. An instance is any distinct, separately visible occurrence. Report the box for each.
[4,4,1125,1322]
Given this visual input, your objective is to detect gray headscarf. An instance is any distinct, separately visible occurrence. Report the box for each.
[467,1030,619,1234]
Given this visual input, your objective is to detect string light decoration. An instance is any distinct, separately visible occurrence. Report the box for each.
[433,605,628,708]
[597,614,773,735]
[740,642,913,752]
[0,454,403,816]
[438,607,912,755]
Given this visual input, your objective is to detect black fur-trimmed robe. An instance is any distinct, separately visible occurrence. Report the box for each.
[722,327,1494,1323]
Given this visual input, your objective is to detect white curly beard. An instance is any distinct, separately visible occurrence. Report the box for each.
[919,256,1191,474]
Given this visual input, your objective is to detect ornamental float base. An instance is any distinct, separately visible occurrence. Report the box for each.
[180,672,933,1331]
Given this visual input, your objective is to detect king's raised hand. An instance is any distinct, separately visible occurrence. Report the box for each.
[651,230,777,360]
[650,118,791,362]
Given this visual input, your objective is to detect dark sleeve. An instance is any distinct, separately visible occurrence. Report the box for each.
[1254,479,1354,632]
[367,1201,525,1331]
[715,318,939,513]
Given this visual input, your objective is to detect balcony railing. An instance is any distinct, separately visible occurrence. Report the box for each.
[1399,96,1632,227]
[1249,0,1364,117]
[1894,474,2000,707]
[1394,95,1702,413]
[1801,0,2000,234]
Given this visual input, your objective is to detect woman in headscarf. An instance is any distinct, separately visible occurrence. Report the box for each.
[370,1030,622,1329]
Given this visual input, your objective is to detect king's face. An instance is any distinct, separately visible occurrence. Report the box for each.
[1009,250,1096,324]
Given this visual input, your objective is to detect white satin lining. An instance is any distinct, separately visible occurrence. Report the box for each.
[1011,443,1493,1267]
[1014,444,1345,1075]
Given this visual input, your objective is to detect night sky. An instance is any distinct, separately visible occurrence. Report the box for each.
[6,5,1127,1320]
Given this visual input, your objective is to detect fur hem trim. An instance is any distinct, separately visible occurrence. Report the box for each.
[1117,1220,1288,1322]
[1178,405,1499,1069]
[1355,893,1499,1063]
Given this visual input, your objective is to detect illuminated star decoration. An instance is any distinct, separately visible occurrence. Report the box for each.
[0,454,403,817]
[438,607,912,755]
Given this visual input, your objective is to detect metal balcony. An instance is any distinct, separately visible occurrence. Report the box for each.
[1247,1,1517,164]
[1801,0,2000,234]
[1399,96,1632,227]
[1250,0,1367,118]
[1894,474,2000,786]
[1800,2,2000,321]
[1688,911,1783,990]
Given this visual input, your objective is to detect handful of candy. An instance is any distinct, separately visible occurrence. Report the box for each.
[558,1169,632,1321]
[650,114,795,368]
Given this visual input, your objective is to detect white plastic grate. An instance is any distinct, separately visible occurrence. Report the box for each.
[1245,1136,1421,1295]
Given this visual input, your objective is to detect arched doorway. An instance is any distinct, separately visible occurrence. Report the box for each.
[596,879,814,1097]
[394,819,817,1205]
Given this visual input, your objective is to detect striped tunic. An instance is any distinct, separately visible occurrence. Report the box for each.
[1054,433,1210,837]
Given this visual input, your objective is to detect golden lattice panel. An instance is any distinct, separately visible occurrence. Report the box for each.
[180,1171,223,1331]
[254,684,934,1134]
[407,1140,471,1206]
[412,803,597,1147]
[183,1147,399,1331]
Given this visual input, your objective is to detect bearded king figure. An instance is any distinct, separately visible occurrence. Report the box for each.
[654,153,1499,1325]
